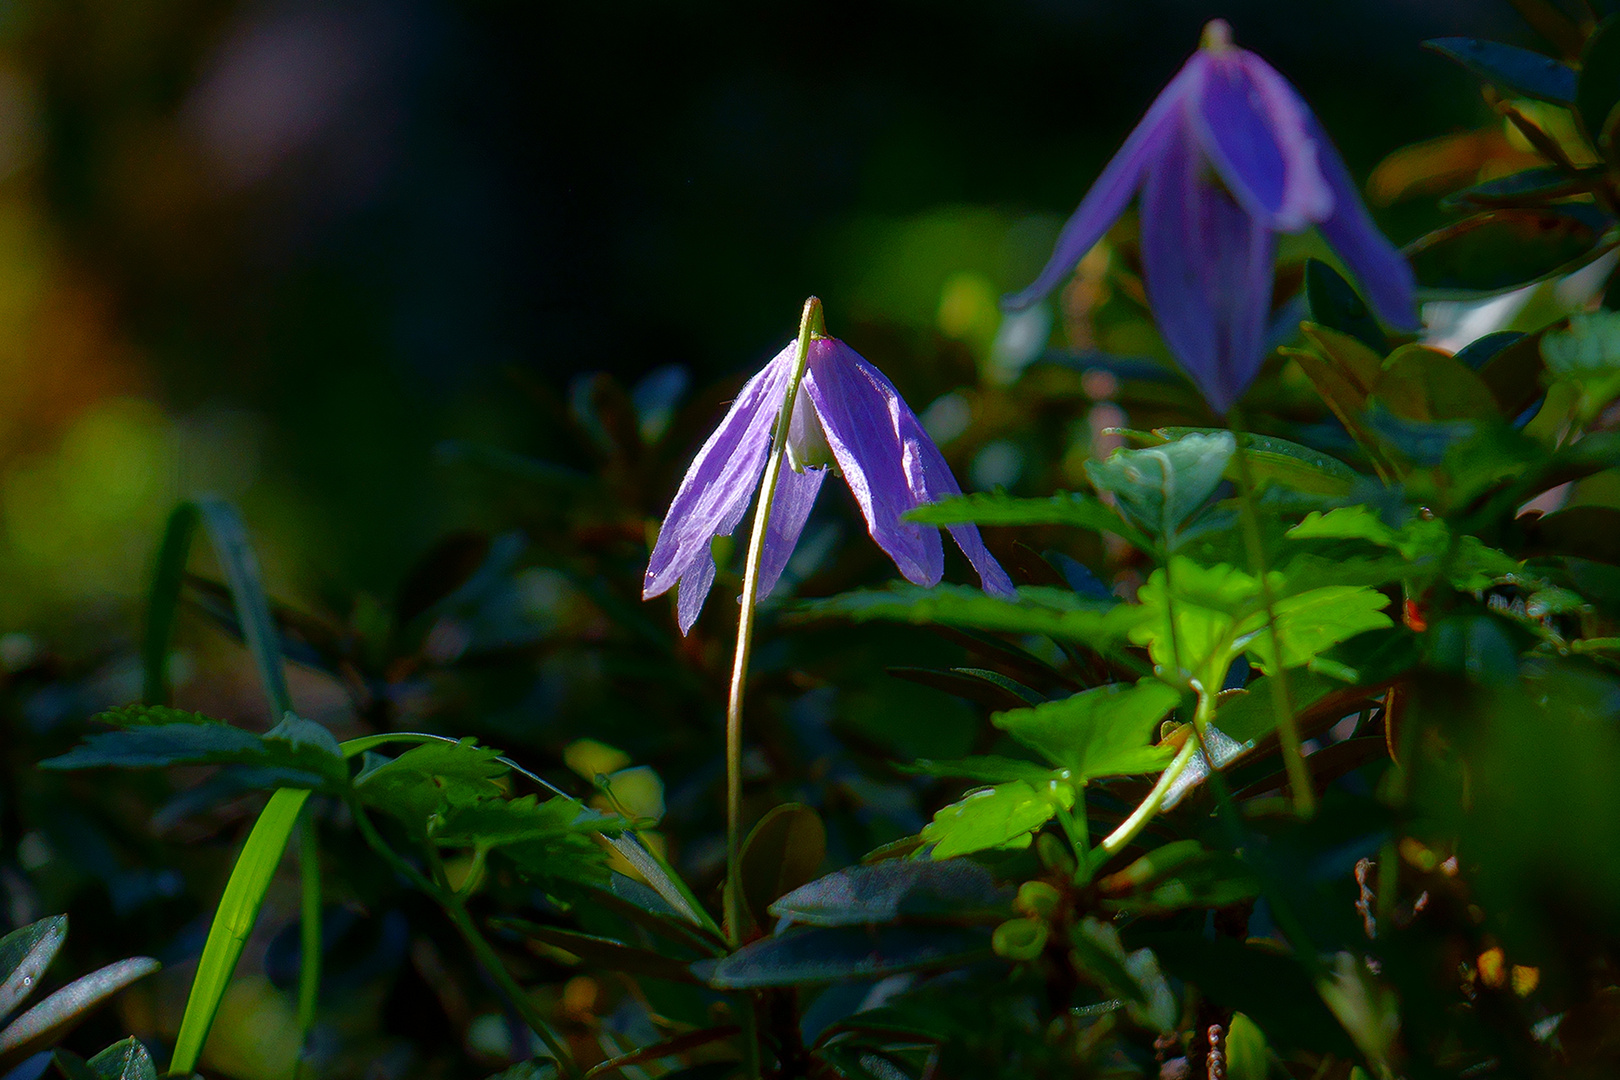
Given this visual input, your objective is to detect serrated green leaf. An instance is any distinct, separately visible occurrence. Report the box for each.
[39,723,347,788]
[85,1038,158,1080]
[922,780,1073,859]
[1244,587,1394,674]
[993,679,1179,780]
[354,739,506,834]
[93,704,225,728]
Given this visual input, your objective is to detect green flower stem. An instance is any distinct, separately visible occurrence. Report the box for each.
[1227,410,1314,817]
[724,296,823,946]
[1096,737,1200,861]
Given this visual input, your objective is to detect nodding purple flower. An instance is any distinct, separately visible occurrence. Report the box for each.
[644,335,1016,634]
[1005,19,1418,414]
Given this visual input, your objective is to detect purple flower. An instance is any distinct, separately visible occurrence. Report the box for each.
[644,335,1016,633]
[1005,20,1418,414]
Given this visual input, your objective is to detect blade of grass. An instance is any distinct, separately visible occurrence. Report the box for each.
[194,496,292,718]
[168,788,311,1076]
[142,504,199,706]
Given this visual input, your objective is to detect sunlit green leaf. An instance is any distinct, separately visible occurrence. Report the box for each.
[921,780,1073,859]
[1085,433,1235,546]
[992,679,1179,780]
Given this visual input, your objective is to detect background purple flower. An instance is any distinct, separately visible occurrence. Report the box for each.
[645,336,1015,634]
[1005,19,1418,414]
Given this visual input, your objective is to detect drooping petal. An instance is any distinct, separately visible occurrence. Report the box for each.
[1308,114,1420,331]
[1139,116,1277,414]
[803,338,944,586]
[756,457,828,601]
[675,553,717,636]
[897,408,1017,597]
[1191,49,1332,233]
[1001,57,1204,311]
[644,342,794,627]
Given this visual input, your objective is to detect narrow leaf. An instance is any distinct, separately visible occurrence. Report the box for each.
[169,788,312,1075]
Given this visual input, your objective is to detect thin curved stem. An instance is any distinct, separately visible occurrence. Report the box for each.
[724,296,822,945]
[1226,411,1314,817]
[1097,737,1200,861]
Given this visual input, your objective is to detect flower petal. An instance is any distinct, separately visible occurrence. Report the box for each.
[1192,50,1332,233]
[756,456,828,601]
[644,342,792,615]
[1002,56,1203,311]
[1140,116,1277,414]
[803,339,944,586]
[1309,114,1420,331]
[676,551,717,635]
[898,409,1017,597]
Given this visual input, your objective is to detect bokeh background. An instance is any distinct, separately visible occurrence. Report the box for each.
[0,0,1518,637]
[0,2,1560,1076]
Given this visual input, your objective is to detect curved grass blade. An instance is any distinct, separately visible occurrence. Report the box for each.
[168,788,311,1075]
[142,504,199,706]
[581,1025,740,1079]
[193,496,291,717]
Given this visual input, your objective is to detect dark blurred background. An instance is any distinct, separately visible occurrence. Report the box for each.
[0,0,1515,630]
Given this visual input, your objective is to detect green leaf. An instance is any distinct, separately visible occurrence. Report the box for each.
[992,680,1179,780]
[85,1038,158,1080]
[1155,427,1358,496]
[905,491,1149,549]
[1423,37,1576,104]
[704,926,992,989]
[769,860,1013,928]
[93,704,224,727]
[1541,312,1620,415]
[1441,165,1601,211]
[1096,840,1262,914]
[1130,560,1260,681]
[354,739,506,834]
[739,804,827,932]
[921,780,1073,859]
[795,584,1146,649]
[1067,918,1176,1034]
[1303,258,1385,353]
[1405,209,1604,297]
[0,957,160,1069]
[1579,17,1620,158]
[169,788,311,1075]
[1374,345,1501,422]
[1288,506,1399,546]
[1245,587,1394,673]
[0,917,66,1024]
[1085,433,1235,545]
[580,1026,741,1080]
[40,722,348,788]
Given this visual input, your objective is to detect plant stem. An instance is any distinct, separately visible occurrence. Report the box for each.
[1226,412,1314,817]
[1096,737,1199,861]
[724,296,822,946]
